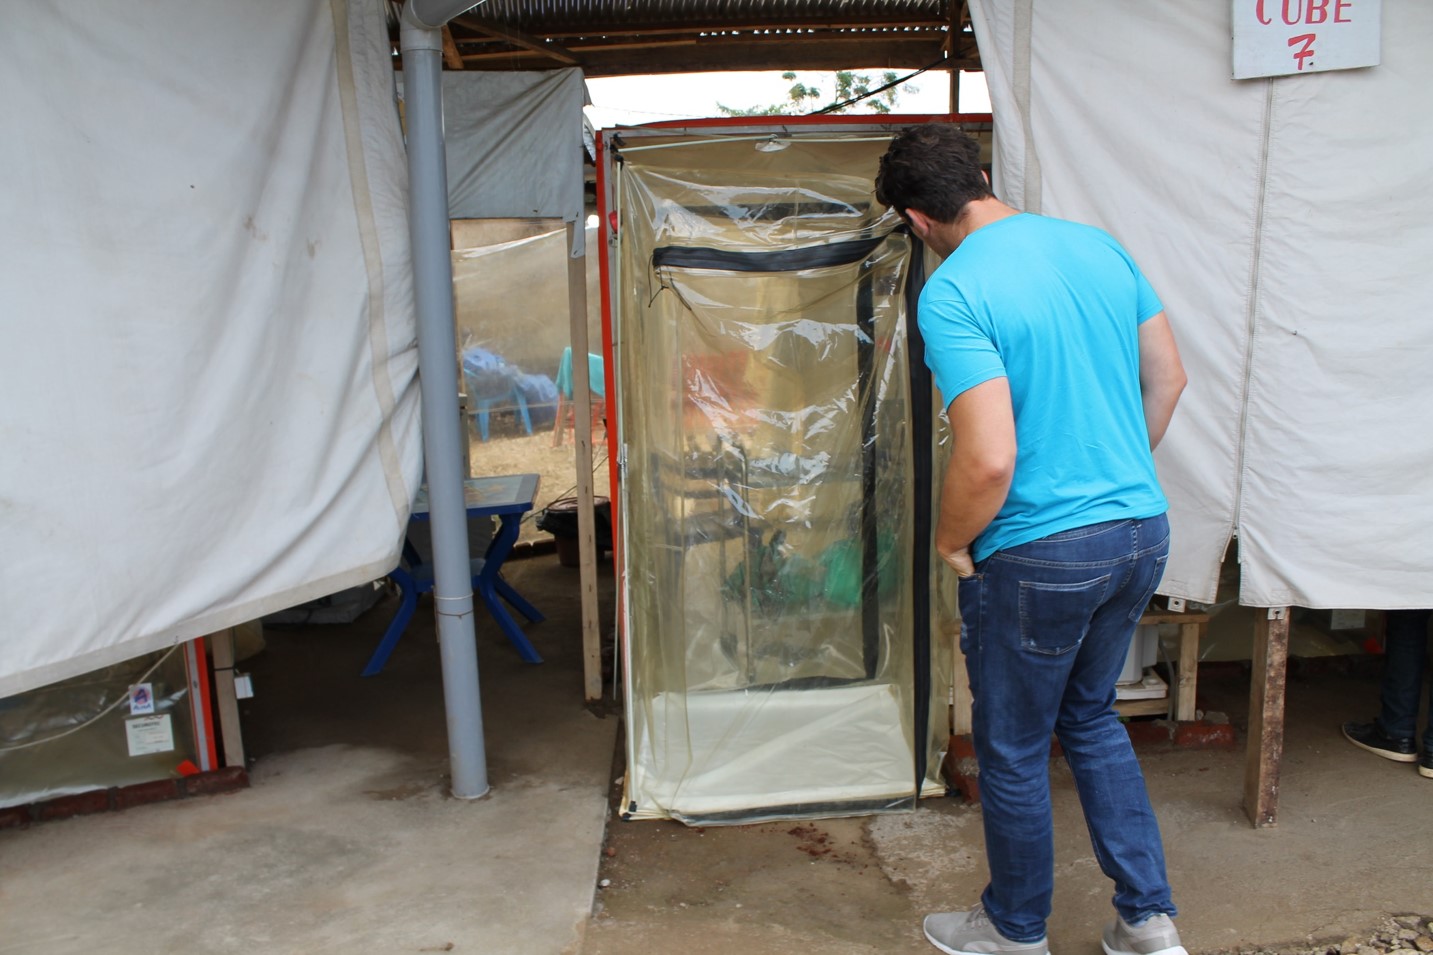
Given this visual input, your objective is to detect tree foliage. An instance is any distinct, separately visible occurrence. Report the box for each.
[717,70,909,117]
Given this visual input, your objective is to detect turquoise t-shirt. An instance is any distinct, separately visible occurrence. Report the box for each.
[918,213,1168,562]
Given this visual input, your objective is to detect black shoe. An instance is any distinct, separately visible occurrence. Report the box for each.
[1342,720,1417,762]
[1420,751,1433,779]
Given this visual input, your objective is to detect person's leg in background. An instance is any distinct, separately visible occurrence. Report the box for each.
[1381,609,1432,776]
[1343,609,1431,764]
[1380,609,1432,748]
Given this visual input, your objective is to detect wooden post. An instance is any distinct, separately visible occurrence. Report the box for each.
[1244,606,1290,828]
[948,1,970,111]
[1174,621,1202,722]
[567,221,604,701]
[209,628,246,769]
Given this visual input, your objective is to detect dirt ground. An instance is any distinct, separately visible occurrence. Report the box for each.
[465,414,612,546]
[581,664,1433,955]
[585,798,953,954]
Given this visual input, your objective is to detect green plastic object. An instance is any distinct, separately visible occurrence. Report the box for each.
[819,531,901,608]
[820,540,863,609]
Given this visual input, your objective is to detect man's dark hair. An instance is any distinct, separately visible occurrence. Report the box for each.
[875,124,991,224]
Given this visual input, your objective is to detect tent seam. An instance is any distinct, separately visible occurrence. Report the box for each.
[1012,0,1041,214]
[1231,78,1278,600]
[330,0,413,525]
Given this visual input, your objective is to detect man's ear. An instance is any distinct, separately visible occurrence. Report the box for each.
[904,207,935,241]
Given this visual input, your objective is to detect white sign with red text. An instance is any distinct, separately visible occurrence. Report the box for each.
[1232,0,1381,79]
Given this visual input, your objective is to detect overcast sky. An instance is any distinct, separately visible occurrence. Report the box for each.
[584,69,990,128]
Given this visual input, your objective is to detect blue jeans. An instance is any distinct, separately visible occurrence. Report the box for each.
[958,515,1176,942]
[1378,609,1432,752]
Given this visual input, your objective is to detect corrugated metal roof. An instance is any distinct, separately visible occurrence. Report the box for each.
[414,0,978,77]
[466,0,949,32]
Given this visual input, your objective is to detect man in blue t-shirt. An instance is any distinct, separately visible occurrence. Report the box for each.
[875,124,1188,955]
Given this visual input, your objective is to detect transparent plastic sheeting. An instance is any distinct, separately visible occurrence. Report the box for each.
[451,225,601,440]
[614,130,950,823]
[0,648,201,809]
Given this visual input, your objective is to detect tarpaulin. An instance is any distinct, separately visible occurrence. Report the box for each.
[399,69,589,255]
[0,0,420,696]
[969,0,1433,608]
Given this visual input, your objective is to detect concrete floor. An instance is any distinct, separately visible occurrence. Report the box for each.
[2,552,1430,955]
[0,552,618,955]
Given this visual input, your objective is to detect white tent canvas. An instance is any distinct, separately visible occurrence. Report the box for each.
[969,0,1433,608]
[0,0,421,697]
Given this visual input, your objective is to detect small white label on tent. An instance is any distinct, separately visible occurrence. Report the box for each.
[234,673,254,699]
[1232,0,1381,79]
[1329,609,1366,630]
[125,714,175,757]
[128,682,156,715]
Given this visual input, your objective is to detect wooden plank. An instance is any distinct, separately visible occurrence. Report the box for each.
[209,628,247,769]
[1244,607,1290,828]
[1114,697,1172,718]
[568,221,604,702]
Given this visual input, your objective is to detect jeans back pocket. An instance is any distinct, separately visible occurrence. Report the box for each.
[1125,554,1170,623]
[1018,574,1113,655]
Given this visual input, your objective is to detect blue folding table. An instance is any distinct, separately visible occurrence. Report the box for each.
[363,473,545,676]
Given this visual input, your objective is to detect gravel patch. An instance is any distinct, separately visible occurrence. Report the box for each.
[1207,915,1433,955]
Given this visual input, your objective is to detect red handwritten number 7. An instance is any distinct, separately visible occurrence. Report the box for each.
[1289,33,1316,70]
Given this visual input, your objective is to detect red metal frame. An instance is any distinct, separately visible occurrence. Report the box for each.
[628,112,990,131]
[186,637,220,772]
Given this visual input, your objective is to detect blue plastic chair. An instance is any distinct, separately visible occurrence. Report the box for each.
[462,348,532,441]
[516,372,559,431]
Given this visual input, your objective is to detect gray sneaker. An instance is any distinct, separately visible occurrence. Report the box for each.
[923,904,1051,955]
[1102,913,1188,955]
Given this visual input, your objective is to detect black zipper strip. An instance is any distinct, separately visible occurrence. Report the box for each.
[904,237,934,800]
[652,235,891,273]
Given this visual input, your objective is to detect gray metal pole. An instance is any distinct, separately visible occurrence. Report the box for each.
[400,10,489,799]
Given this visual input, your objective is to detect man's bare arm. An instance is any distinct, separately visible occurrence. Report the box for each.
[935,377,1017,576]
[1138,311,1187,450]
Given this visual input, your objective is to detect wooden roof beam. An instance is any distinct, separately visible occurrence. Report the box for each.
[454,14,580,65]
[441,25,465,69]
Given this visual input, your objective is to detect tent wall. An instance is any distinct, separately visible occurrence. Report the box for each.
[611,126,950,823]
[397,69,588,254]
[0,0,420,697]
[970,0,1433,608]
